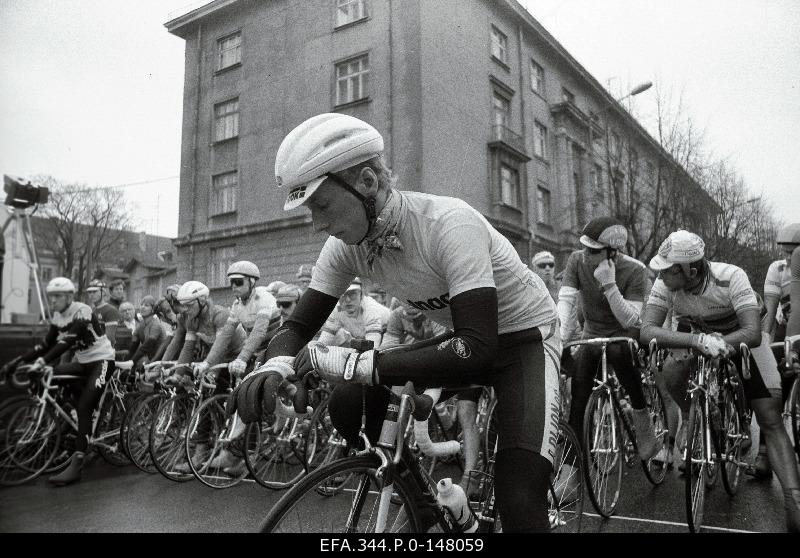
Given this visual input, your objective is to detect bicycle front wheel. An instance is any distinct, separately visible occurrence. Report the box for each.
[685,398,709,533]
[95,393,130,467]
[186,394,248,489]
[790,377,800,462]
[641,377,668,485]
[719,381,744,496]
[582,388,623,517]
[149,393,194,482]
[125,393,165,473]
[260,455,422,533]
[0,401,61,486]
[549,421,583,532]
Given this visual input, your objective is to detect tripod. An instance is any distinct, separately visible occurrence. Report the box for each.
[1,206,50,322]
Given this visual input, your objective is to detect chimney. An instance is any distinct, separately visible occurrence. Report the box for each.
[139,231,147,252]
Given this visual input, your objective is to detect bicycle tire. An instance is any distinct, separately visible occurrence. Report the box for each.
[244,412,311,490]
[125,393,165,473]
[719,380,744,496]
[640,379,668,485]
[789,377,800,462]
[186,394,248,489]
[305,396,349,472]
[149,393,194,482]
[260,455,422,533]
[685,398,710,533]
[483,396,498,471]
[582,387,623,518]
[119,391,146,460]
[96,393,131,467]
[0,401,61,486]
[549,421,584,532]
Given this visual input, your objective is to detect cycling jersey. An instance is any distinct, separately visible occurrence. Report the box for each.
[206,286,280,364]
[311,190,557,334]
[648,261,759,335]
[322,296,387,341]
[764,258,792,321]
[560,250,647,337]
[21,301,115,364]
[163,303,246,365]
[155,297,178,328]
[381,306,449,347]
[128,315,167,363]
[363,295,390,332]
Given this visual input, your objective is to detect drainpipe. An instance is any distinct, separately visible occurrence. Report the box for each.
[189,22,203,279]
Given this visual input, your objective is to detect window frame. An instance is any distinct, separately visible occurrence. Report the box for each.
[533,120,548,160]
[492,90,512,129]
[210,245,237,288]
[213,97,240,143]
[499,163,520,208]
[210,170,238,217]
[530,59,544,94]
[334,0,369,29]
[334,53,370,107]
[536,185,552,226]
[216,30,242,72]
[561,87,575,104]
[490,25,509,66]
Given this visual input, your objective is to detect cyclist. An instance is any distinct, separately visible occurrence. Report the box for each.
[532,251,559,303]
[108,279,126,311]
[318,277,387,347]
[14,278,116,486]
[266,280,288,297]
[155,283,181,329]
[382,304,481,494]
[750,223,800,479]
[275,284,302,325]
[368,286,389,307]
[296,264,313,294]
[85,279,120,347]
[126,295,166,368]
[557,216,660,461]
[227,113,561,532]
[640,229,800,532]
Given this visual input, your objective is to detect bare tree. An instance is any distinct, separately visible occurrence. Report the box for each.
[31,175,133,294]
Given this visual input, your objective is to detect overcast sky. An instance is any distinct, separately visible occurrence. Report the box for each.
[1,0,798,240]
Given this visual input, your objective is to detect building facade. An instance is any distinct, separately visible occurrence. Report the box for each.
[166,0,709,298]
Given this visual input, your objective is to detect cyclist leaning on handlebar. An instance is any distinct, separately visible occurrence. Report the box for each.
[11,277,117,486]
[226,113,561,533]
[640,230,800,533]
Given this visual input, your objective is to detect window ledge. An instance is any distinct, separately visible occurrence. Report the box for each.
[494,201,523,214]
[530,89,547,103]
[211,136,239,147]
[334,96,372,111]
[334,16,370,31]
[532,154,550,165]
[209,210,237,218]
[214,62,241,76]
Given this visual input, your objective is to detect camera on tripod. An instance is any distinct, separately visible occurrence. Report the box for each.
[4,175,49,209]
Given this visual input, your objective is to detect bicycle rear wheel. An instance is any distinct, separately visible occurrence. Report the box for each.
[0,401,61,486]
[789,377,800,462]
[719,381,745,496]
[260,455,422,533]
[641,376,668,485]
[582,388,623,517]
[95,393,130,466]
[245,413,310,490]
[684,398,710,533]
[125,393,164,473]
[186,394,248,489]
[149,393,194,482]
[482,396,498,471]
[119,391,146,460]
[549,421,583,532]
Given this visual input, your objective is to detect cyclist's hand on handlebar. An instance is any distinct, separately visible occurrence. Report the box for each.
[694,333,727,357]
[288,342,378,386]
[192,361,210,376]
[228,358,247,378]
[29,357,46,372]
[227,356,295,423]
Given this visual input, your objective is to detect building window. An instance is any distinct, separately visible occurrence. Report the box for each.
[593,164,604,201]
[336,0,367,27]
[335,54,369,106]
[214,98,239,142]
[629,148,639,179]
[561,87,575,104]
[217,32,241,70]
[211,171,238,216]
[533,121,547,159]
[490,26,508,65]
[610,131,621,159]
[537,186,551,226]
[500,164,520,207]
[41,266,53,282]
[492,92,511,128]
[646,161,656,186]
[530,60,544,94]
[210,246,237,287]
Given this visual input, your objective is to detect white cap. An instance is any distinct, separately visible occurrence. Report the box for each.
[532,251,555,265]
[345,277,363,292]
[649,230,705,271]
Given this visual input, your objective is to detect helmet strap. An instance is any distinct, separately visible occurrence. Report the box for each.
[325,172,378,245]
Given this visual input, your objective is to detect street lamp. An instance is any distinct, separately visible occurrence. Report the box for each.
[617,81,653,103]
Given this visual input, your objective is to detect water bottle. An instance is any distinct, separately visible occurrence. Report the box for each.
[434,402,454,430]
[436,478,478,533]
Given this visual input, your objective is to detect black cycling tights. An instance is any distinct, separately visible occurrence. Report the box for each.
[569,342,645,441]
[54,360,114,452]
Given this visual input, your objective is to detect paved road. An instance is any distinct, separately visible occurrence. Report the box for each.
[0,444,791,533]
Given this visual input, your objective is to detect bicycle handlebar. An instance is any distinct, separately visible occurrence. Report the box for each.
[412,388,461,458]
[563,336,639,350]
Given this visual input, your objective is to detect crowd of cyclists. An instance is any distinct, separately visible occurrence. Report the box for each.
[1,112,799,533]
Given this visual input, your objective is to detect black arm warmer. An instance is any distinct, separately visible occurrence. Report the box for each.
[264,288,340,359]
[20,325,59,362]
[377,287,499,387]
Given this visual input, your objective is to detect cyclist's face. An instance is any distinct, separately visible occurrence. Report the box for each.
[298,277,311,289]
[229,277,250,299]
[47,293,70,312]
[111,285,125,300]
[277,300,297,319]
[340,289,362,315]
[178,300,201,319]
[533,261,555,282]
[583,247,609,269]
[87,289,102,304]
[306,175,370,245]
[659,264,688,290]
[140,303,153,318]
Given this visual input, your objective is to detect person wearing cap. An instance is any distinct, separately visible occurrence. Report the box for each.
[227,112,560,532]
[532,251,559,303]
[155,284,181,329]
[126,295,166,367]
[85,279,120,347]
[641,230,800,532]
[12,277,116,486]
[267,280,288,297]
[276,284,302,325]
[318,277,387,347]
[367,286,388,307]
[296,264,313,294]
[558,216,661,463]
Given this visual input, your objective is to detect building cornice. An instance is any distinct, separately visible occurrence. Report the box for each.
[164,0,240,37]
[174,214,313,247]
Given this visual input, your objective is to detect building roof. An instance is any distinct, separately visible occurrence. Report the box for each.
[165,0,239,37]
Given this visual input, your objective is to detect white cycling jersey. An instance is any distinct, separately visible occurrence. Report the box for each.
[323,295,387,341]
[310,190,557,334]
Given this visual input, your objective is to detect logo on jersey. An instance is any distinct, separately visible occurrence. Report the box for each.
[450,337,471,359]
[95,361,108,389]
[406,293,450,312]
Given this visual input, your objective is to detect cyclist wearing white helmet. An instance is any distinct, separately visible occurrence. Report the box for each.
[85,279,120,347]
[641,230,800,532]
[227,113,560,532]
[557,216,660,462]
[13,277,116,486]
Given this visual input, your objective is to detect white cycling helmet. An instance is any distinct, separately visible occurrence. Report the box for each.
[275,113,384,211]
[176,281,210,304]
[227,260,260,280]
[45,277,76,294]
[777,223,800,246]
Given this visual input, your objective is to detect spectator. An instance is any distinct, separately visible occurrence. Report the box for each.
[532,251,559,303]
[108,279,126,310]
[296,264,313,294]
[127,296,166,367]
[368,286,388,307]
[85,279,120,347]
[119,302,139,333]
